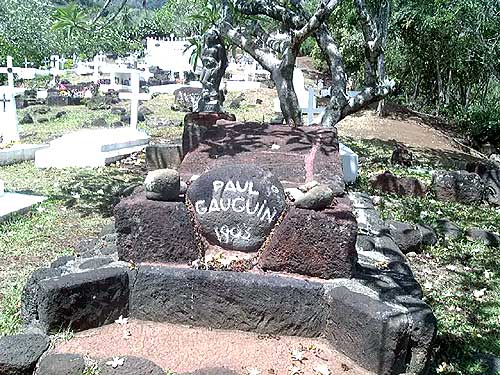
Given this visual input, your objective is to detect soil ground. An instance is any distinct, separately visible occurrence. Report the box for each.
[54,319,373,375]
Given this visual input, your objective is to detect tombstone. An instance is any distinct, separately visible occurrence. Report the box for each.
[187,164,287,251]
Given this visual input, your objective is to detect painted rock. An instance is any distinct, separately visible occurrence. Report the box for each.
[187,164,287,252]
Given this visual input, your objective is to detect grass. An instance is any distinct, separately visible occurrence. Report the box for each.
[0,93,498,374]
[346,135,500,375]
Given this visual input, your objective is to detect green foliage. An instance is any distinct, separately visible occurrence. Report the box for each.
[51,2,88,38]
[388,0,500,143]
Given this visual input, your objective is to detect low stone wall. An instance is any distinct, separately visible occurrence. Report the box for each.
[16,220,435,375]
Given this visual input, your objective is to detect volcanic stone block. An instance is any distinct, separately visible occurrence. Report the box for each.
[324,282,411,375]
[180,122,343,191]
[386,220,423,254]
[0,334,49,375]
[35,353,86,375]
[432,170,485,204]
[115,192,198,264]
[36,267,129,333]
[187,164,287,252]
[259,201,358,279]
[370,171,427,197]
[99,356,165,375]
[130,265,326,337]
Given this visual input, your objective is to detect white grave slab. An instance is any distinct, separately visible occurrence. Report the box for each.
[0,144,49,166]
[0,179,46,222]
[35,128,150,168]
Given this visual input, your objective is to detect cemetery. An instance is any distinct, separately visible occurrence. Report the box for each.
[0,0,499,374]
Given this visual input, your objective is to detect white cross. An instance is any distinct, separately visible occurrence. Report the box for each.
[118,70,151,129]
[303,87,325,125]
[0,57,22,143]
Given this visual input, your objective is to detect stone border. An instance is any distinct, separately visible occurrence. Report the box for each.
[16,218,436,375]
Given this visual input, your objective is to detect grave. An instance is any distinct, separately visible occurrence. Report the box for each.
[0,57,51,165]
[35,70,151,168]
[13,115,436,375]
[0,179,46,223]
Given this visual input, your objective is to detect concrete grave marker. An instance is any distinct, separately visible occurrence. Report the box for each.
[118,70,151,129]
[187,164,287,252]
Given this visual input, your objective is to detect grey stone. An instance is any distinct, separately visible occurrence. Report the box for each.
[99,356,164,375]
[20,113,34,125]
[475,352,500,375]
[55,111,66,119]
[92,117,108,128]
[35,267,130,333]
[111,107,126,115]
[38,117,49,123]
[22,267,63,325]
[490,154,500,166]
[435,218,461,239]
[138,105,153,115]
[144,168,180,201]
[417,224,438,246]
[0,334,49,375]
[79,257,114,270]
[432,170,485,204]
[324,283,410,375]
[130,265,326,337]
[121,113,145,123]
[33,107,50,115]
[483,169,500,206]
[35,353,85,375]
[294,184,334,210]
[50,255,75,269]
[466,228,500,247]
[187,164,287,252]
[145,144,183,171]
[386,220,423,254]
[180,181,188,194]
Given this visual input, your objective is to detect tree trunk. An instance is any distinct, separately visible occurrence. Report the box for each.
[315,25,348,127]
[272,63,302,126]
[377,52,387,116]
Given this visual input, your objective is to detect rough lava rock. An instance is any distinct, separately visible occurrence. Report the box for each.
[432,170,485,204]
[99,356,165,375]
[0,334,49,375]
[370,171,427,197]
[115,192,198,263]
[483,169,500,206]
[259,200,357,279]
[35,353,86,375]
[294,184,335,210]
[187,164,287,252]
[144,168,180,201]
[386,220,423,254]
[466,228,500,247]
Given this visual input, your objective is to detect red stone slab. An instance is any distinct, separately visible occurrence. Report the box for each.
[180,118,343,189]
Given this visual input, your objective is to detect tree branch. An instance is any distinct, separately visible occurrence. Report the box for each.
[222,22,279,71]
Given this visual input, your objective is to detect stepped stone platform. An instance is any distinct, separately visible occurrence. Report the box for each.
[8,113,436,375]
[34,128,149,168]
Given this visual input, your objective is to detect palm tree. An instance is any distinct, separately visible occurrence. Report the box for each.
[50,2,87,38]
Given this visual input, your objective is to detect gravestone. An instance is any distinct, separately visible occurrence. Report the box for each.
[187,164,287,252]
